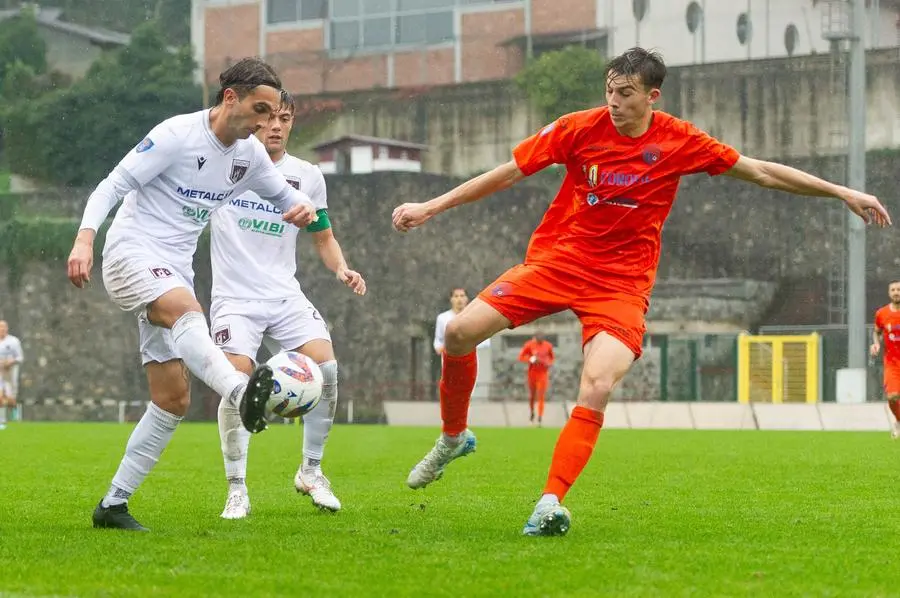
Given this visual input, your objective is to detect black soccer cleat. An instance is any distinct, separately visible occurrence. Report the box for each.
[92,500,149,532]
[239,364,274,434]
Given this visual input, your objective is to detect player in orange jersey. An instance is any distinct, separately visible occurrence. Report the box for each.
[519,334,555,425]
[871,280,900,438]
[392,47,890,537]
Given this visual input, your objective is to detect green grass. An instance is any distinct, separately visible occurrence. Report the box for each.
[1,424,898,597]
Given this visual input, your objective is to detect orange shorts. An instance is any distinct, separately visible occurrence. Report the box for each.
[885,364,900,396]
[478,263,647,357]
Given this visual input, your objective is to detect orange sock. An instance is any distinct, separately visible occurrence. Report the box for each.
[889,400,900,421]
[537,387,546,419]
[439,352,477,435]
[543,406,604,501]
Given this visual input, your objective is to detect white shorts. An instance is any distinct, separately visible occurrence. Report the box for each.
[102,245,196,365]
[0,364,19,399]
[210,295,331,362]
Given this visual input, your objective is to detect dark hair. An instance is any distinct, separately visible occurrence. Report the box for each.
[279,89,296,115]
[214,57,282,105]
[890,280,900,286]
[605,47,666,90]
[449,287,467,298]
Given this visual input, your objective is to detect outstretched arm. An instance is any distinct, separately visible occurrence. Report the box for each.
[312,228,366,296]
[392,161,525,232]
[724,156,891,226]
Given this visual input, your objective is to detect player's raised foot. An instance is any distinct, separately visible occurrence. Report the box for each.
[220,490,251,519]
[92,500,148,532]
[522,496,571,537]
[406,429,476,489]
[295,468,342,512]
[238,364,274,434]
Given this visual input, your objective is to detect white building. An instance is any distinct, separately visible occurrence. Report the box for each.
[599,0,900,67]
[313,135,426,175]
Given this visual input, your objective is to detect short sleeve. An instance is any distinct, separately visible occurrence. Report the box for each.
[306,167,328,211]
[680,122,740,177]
[115,122,181,187]
[876,309,884,330]
[249,140,292,200]
[512,114,578,176]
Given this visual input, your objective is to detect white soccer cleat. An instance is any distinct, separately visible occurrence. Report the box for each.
[220,490,251,520]
[295,469,342,512]
[406,429,477,489]
[522,497,572,537]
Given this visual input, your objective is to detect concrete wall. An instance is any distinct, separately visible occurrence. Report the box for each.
[293,49,900,176]
[3,158,900,418]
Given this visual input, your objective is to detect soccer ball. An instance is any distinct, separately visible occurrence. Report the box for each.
[265,351,323,418]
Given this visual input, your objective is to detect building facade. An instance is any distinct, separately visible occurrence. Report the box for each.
[193,0,900,94]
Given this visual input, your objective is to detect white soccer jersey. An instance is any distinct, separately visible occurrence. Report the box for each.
[0,335,23,363]
[210,153,328,301]
[84,109,312,274]
[434,310,490,352]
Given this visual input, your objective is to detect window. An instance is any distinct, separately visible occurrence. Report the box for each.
[267,0,327,24]
[328,0,460,51]
[784,24,799,56]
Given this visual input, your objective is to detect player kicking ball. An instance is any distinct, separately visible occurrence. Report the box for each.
[392,47,891,537]
[871,280,900,438]
[212,92,366,519]
[67,58,319,532]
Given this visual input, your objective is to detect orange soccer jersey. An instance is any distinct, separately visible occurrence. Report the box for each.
[875,305,900,395]
[480,107,739,355]
[519,339,555,374]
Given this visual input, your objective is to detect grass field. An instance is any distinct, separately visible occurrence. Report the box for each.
[1,423,898,597]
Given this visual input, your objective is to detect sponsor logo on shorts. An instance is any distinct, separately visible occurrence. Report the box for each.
[491,283,512,297]
[213,326,231,346]
[135,137,154,153]
[149,267,172,279]
[182,206,211,223]
[238,217,286,237]
[229,159,250,184]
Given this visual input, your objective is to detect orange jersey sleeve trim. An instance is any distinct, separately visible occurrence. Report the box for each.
[512,112,584,176]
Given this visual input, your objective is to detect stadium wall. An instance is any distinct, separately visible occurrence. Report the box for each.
[292,49,900,177]
[2,160,900,419]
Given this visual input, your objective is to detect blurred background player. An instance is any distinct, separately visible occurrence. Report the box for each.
[66,58,319,532]
[392,47,890,537]
[0,320,23,429]
[518,333,554,426]
[212,91,366,520]
[870,280,900,438]
[434,287,491,400]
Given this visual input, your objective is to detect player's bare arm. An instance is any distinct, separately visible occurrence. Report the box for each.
[392,160,525,232]
[871,325,883,357]
[724,156,891,226]
[312,228,366,295]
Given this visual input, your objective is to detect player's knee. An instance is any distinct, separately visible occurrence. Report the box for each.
[150,383,191,415]
[444,320,475,355]
[578,374,616,410]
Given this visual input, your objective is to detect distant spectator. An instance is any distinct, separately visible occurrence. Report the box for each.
[434,288,490,355]
[0,320,23,428]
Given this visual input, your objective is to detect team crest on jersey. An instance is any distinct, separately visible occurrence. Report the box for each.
[135,138,154,153]
[229,159,250,184]
[286,177,300,190]
[642,144,662,165]
[587,193,600,206]
[213,326,231,346]
[584,164,599,188]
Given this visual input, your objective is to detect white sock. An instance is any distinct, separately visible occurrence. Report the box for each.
[171,312,248,403]
[218,396,250,493]
[441,432,464,446]
[539,493,560,506]
[102,402,182,507]
[302,360,337,473]
[0,406,6,425]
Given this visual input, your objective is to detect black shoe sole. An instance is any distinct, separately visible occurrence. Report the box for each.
[240,365,274,434]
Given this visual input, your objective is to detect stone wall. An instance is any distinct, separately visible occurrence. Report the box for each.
[292,49,900,176]
[3,157,900,418]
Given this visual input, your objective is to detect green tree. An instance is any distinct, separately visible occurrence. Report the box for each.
[0,7,47,81]
[4,21,201,186]
[514,46,607,124]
